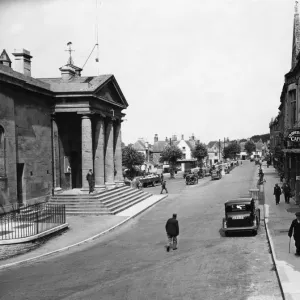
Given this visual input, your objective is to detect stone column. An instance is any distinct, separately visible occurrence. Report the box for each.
[51,115,61,192]
[81,114,93,190]
[94,116,105,190]
[114,119,124,186]
[105,117,115,188]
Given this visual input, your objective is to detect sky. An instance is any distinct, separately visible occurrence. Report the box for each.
[0,0,296,145]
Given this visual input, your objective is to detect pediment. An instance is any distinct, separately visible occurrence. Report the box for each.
[94,77,128,108]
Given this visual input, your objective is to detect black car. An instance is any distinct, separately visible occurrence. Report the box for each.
[222,198,260,236]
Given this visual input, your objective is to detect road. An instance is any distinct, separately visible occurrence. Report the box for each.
[0,161,282,300]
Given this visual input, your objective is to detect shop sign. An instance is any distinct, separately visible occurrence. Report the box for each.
[288,130,300,142]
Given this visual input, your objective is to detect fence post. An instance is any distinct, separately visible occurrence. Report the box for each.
[36,210,39,234]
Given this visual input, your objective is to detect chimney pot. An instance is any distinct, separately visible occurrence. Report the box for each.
[154,134,158,143]
[12,49,32,76]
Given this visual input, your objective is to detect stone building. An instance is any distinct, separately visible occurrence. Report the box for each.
[0,47,128,206]
[270,2,300,203]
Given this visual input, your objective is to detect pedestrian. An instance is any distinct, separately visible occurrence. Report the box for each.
[288,212,300,256]
[273,183,282,205]
[160,173,164,182]
[86,169,95,194]
[160,180,168,194]
[282,182,291,204]
[165,213,179,252]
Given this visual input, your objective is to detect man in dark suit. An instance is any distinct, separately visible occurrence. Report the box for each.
[165,213,179,252]
[288,212,300,256]
[86,169,95,194]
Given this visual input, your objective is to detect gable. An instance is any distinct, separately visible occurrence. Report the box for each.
[95,78,128,108]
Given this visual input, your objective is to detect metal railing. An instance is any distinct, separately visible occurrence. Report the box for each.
[0,202,66,240]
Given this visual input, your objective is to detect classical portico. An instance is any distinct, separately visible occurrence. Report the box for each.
[43,58,128,193]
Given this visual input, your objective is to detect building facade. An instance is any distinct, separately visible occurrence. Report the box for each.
[0,47,128,206]
[270,2,300,203]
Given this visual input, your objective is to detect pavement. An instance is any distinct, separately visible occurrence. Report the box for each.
[0,193,168,269]
[263,163,300,300]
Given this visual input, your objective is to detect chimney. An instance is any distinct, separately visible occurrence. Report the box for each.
[154,134,158,143]
[172,135,177,142]
[165,137,168,142]
[0,50,12,68]
[12,49,32,76]
[181,134,184,140]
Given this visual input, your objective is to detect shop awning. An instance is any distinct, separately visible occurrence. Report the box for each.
[282,149,300,153]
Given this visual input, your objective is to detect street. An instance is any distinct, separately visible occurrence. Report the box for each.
[0,161,282,300]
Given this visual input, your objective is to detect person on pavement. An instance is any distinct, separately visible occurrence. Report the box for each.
[160,173,164,183]
[86,169,95,194]
[165,213,179,252]
[288,212,300,256]
[273,183,282,205]
[282,182,291,204]
[160,180,168,194]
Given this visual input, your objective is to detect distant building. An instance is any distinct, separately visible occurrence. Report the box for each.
[207,141,223,165]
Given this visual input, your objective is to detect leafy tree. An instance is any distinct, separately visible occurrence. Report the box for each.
[223,142,241,159]
[191,143,208,167]
[122,145,145,179]
[159,145,183,178]
[244,140,256,156]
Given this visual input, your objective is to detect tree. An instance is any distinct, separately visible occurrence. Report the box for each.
[244,140,256,156]
[191,143,208,167]
[159,145,183,178]
[223,142,241,159]
[122,145,145,179]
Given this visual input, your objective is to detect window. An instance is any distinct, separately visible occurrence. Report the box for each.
[290,90,297,125]
[215,152,218,156]
[0,126,5,176]
[182,147,185,150]
[182,154,186,159]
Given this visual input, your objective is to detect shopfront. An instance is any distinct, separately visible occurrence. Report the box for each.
[283,129,300,204]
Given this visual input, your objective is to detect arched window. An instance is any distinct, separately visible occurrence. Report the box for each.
[0,126,5,176]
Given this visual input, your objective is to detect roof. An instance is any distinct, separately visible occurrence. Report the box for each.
[207,141,218,149]
[39,74,112,93]
[0,64,52,95]
[132,140,146,151]
[0,50,11,63]
[152,141,168,152]
[225,198,254,205]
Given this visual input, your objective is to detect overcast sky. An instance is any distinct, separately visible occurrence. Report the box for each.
[0,0,295,145]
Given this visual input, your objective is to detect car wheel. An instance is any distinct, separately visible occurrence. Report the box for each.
[224,231,229,237]
[252,230,257,236]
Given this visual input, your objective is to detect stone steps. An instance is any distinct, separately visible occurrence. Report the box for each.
[48,186,153,215]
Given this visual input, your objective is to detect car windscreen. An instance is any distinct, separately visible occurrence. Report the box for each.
[226,204,252,212]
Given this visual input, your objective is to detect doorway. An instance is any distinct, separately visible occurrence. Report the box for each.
[70,151,81,188]
[16,163,24,204]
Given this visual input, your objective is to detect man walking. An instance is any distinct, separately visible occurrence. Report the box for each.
[165,213,179,252]
[273,183,282,205]
[86,169,95,194]
[288,212,300,256]
[160,180,168,194]
[282,182,291,204]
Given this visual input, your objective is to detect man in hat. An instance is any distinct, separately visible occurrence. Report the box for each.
[86,169,95,194]
[288,212,300,256]
[273,183,282,205]
[165,213,179,252]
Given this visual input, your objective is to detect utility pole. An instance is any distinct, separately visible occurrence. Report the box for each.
[219,139,221,161]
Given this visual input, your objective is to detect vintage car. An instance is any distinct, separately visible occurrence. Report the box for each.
[186,174,198,185]
[222,198,260,236]
[211,169,222,180]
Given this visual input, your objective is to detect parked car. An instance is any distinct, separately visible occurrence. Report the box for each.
[183,169,192,179]
[211,169,222,180]
[222,198,260,236]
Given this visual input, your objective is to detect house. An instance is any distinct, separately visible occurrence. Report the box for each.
[132,138,155,172]
[0,46,128,206]
[207,141,223,165]
[174,134,198,171]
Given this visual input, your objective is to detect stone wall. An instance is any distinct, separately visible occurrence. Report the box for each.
[0,84,53,205]
[0,85,17,205]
